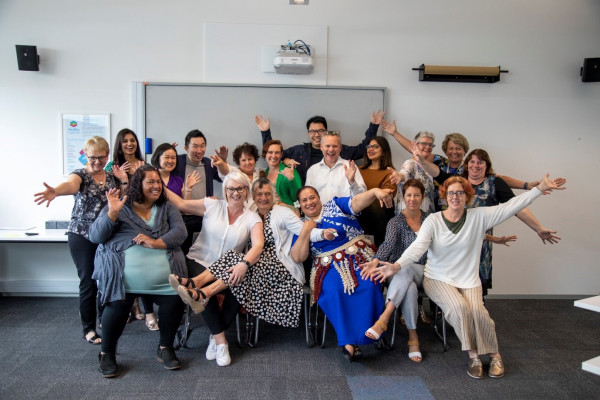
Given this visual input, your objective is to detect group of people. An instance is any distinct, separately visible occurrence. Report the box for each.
[35,110,565,380]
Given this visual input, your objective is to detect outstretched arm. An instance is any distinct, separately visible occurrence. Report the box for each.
[34,174,82,207]
[351,188,394,214]
[165,186,207,216]
[516,208,561,244]
[381,119,413,155]
[256,114,273,145]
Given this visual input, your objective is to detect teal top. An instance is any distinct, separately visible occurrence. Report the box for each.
[265,163,302,206]
[122,205,176,295]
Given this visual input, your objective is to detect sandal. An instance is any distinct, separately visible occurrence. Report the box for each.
[85,331,102,345]
[365,319,387,340]
[177,286,208,314]
[341,345,356,362]
[132,298,144,320]
[419,306,431,325]
[169,274,195,292]
[146,318,159,331]
[407,340,422,362]
[353,345,363,359]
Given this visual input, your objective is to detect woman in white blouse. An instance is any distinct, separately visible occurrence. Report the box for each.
[165,170,263,367]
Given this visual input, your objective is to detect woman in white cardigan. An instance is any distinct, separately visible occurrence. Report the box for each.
[363,174,564,379]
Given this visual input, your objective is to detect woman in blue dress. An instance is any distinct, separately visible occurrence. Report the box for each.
[296,185,394,361]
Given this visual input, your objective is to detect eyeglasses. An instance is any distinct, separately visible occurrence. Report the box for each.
[144,180,162,185]
[417,142,435,148]
[87,156,107,162]
[366,144,381,150]
[226,186,247,194]
[308,129,326,135]
[447,190,466,198]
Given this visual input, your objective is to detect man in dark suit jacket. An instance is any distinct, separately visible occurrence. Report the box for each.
[174,129,222,254]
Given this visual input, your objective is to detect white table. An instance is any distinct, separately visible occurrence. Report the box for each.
[574,295,600,375]
[0,228,75,295]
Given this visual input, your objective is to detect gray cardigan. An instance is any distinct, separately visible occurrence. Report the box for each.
[89,201,187,305]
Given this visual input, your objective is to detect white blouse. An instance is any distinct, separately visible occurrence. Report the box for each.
[187,198,262,268]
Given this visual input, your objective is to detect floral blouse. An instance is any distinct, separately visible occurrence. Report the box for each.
[374,211,429,265]
[67,168,120,239]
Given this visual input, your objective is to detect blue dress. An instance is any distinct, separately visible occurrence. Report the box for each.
[308,197,384,346]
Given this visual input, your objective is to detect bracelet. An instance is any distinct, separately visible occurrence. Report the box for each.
[121,181,129,185]
[523,182,528,190]
[184,187,192,192]
[242,259,251,268]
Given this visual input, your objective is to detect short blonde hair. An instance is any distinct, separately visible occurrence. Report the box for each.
[83,136,109,155]
[442,133,469,154]
[222,170,251,202]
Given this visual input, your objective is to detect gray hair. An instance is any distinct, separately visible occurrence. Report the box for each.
[251,177,275,194]
[222,170,251,201]
[414,131,435,142]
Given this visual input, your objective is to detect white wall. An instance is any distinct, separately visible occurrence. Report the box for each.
[1,0,599,296]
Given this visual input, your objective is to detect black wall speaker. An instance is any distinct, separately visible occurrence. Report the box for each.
[16,45,39,71]
[581,58,600,82]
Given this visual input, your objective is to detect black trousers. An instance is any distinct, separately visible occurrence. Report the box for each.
[67,232,102,336]
[181,214,203,255]
[100,293,184,354]
[185,257,240,335]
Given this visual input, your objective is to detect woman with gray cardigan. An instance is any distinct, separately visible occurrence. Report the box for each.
[89,165,187,378]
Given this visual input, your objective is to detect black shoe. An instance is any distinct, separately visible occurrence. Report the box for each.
[98,352,118,378]
[157,346,181,370]
[341,346,356,362]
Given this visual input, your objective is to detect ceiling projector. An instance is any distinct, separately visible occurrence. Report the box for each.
[274,41,314,75]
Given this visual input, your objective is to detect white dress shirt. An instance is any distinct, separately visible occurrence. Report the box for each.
[305,157,367,204]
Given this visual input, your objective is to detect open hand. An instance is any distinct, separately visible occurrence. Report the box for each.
[344,160,357,183]
[34,182,57,207]
[370,109,386,125]
[254,115,270,131]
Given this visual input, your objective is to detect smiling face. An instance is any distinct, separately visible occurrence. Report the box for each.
[366,139,382,161]
[416,136,434,158]
[308,122,326,149]
[225,179,247,204]
[445,182,467,211]
[253,184,274,215]
[321,134,341,167]
[85,148,109,173]
[265,144,283,168]
[403,186,423,212]
[467,154,487,182]
[238,152,256,176]
[141,171,163,204]
[185,137,206,164]
[121,133,138,156]
[298,187,322,219]
[158,148,177,173]
[445,140,466,167]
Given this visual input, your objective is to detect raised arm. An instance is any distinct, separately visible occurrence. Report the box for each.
[256,114,273,145]
[34,174,83,207]
[291,219,316,263]
[381,119,413,155]
[339,110,384,161]
[412,141,441,177]
[351,188,394,214]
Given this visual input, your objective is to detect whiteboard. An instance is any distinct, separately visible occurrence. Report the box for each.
[132,83,386,194]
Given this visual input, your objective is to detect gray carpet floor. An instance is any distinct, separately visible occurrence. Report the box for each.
[1,297,599,400]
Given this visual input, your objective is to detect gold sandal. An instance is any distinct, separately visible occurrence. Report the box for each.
[365,319,387,340]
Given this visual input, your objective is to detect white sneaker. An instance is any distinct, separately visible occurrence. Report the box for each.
[216,343,231,367]
[206,335,217,360]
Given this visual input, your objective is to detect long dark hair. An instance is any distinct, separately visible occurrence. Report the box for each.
[361,136,394,170]
[126,165,167,205]
[112,128,144,166]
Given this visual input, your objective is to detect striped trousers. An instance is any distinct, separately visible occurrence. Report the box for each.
[423,277,498,355]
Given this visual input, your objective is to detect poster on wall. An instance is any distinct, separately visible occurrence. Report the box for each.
[62,113,110,176]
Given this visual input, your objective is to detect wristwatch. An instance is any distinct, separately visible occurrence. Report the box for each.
[242,259,251,268]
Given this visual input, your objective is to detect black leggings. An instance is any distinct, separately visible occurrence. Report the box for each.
[101,293,184,354]
[67,232,102,336]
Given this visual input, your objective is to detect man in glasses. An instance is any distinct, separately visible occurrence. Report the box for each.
[255,110,385,183]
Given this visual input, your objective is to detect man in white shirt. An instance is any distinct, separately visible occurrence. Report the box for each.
[305,131,367,204]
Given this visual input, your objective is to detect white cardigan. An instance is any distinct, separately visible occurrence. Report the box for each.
[397,188,542,288]
[269,205,323,284]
